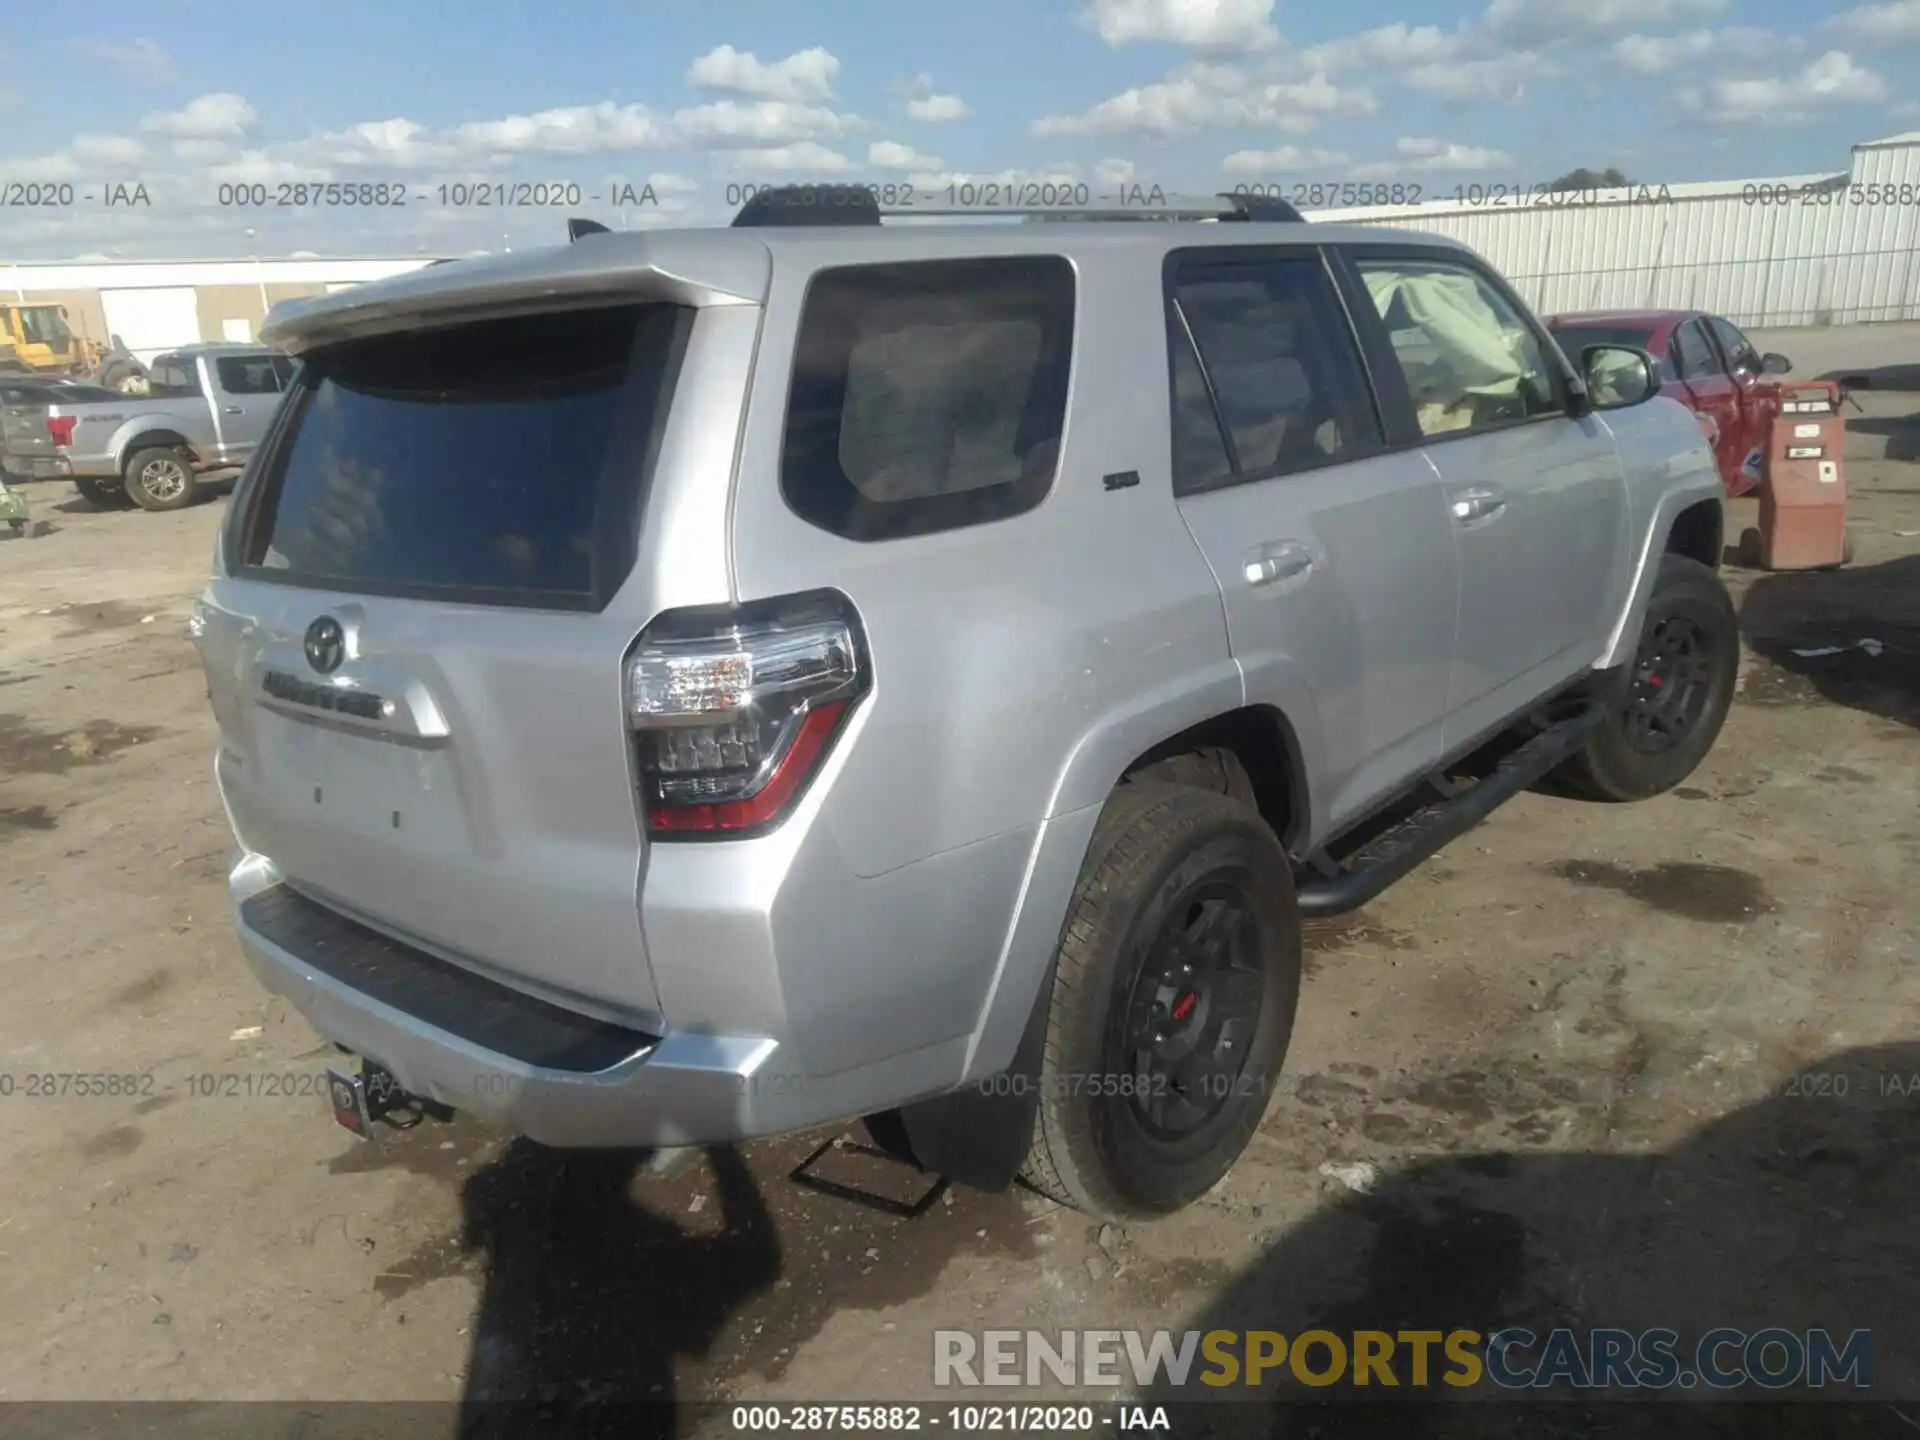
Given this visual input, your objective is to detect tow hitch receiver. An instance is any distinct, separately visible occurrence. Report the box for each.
[327,1059,448,1138]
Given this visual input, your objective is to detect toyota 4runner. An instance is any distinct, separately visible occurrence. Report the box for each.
[196,194,1734,1221]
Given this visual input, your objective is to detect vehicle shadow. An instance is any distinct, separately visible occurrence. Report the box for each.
[455,1142,781,1439]
[1145,1041,1920,1437]
[1737,553,1920,731]
[1821,365,1920,393]
[1842,413,1920,464]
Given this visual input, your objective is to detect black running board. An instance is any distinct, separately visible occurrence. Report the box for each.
[1296,701,1609,919]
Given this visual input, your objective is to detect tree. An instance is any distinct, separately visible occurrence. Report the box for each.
[1544,166,1631,191]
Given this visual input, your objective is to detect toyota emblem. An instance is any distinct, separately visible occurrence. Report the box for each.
[304,616,346,674]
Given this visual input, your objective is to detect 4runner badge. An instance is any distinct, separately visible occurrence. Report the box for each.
[304,616,345,674]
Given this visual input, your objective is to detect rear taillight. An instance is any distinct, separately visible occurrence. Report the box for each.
[626,590,868,838]
[46,415,76,447]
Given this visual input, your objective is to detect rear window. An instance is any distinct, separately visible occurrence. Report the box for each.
[235,304,689,610]
[780,256,1075,541]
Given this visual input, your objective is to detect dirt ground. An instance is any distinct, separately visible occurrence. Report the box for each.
[1,324,1917,1432]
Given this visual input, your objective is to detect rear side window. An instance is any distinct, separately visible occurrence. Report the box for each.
[215,355,287,394]
[781,257,1075,541]
[236,304,690,610]
[1168,255,1380,496]
[146,356,202,397]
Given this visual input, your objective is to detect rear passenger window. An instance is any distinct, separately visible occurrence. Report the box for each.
[1355,257,1562,436]
[1168,256,1379,495]
[781,257,1075,541]
[216,356,285,394]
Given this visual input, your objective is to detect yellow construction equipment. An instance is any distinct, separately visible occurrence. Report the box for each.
[0,303,148,392]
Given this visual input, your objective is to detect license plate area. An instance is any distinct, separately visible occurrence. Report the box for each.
[256,711,466,851]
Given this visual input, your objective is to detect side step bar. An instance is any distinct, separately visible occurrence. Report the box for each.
[1296,700,1609,919]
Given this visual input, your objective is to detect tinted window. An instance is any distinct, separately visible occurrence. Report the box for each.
[1356,257,1561,436]
[1670,320,1717,379]
[1169,256,1378,494]
[781,257,1074,541]
[216,355,287,394]
[146,356,202,397]
[1708,317,1760,374]
[241,304,688,609]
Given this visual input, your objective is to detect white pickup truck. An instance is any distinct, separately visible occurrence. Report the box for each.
[47,343,294,511]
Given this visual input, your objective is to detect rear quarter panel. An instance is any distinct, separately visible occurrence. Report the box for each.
[724,236,1239,1079]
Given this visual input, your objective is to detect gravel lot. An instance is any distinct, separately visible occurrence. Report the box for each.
[1,324,1916,1431]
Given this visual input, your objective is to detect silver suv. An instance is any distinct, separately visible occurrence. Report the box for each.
[197,192,1734,1221]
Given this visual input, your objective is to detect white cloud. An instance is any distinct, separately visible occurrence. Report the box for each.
[1302,23,1467,72]
[1483,0,1727,44]
[669,100,863,148]
[171,139,233,164]
[897,73,970,123]
[908,93,968,122]
[1613,27,1778,73]
[1095,157,1137,186]
[1077,0,1280,49]
[869,140,943,170]
[454,102,665,154]
[71,134,147,166]
[4,152,81,182]
[1348,136,1516,179]
[1694,49,1889,124]
[309,117,465,170]
[1397,136,1516,168]
[724,141,855,173]
[1221,145,1350,172]
[141,93,258,140]
[209,151,334,185]
[1406,51,1553,102]
[1831,0,1920,43]
[77,38,175,83]
[1032,62,1372,138]
[687,45,840,102]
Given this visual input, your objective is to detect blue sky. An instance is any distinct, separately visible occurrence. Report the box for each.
[3,0,1915,259]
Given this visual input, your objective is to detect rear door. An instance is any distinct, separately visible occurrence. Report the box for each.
[208,353,290,465]
[202,303,692,1021]
[1344,249,1628,749]
[1168,246,1458,831]
[1669,317,1743,491]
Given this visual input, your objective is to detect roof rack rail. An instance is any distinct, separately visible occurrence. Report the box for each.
[723,187,1307,227]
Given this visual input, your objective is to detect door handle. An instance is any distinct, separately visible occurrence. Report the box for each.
[1241,540,1314,588]
[1450,486,1507,524]
[222,405,244,415]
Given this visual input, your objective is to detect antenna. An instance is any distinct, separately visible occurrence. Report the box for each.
[567,218,612,242]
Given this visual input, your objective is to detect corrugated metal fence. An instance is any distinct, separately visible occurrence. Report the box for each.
[1315,136,1920,328]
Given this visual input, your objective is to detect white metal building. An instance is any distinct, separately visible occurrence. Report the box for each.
[1320,132,1920,328]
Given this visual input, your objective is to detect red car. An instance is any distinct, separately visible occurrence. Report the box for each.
[1547,309,1793,497]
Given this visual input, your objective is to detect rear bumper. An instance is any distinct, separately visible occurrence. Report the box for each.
[228,854,970,1148]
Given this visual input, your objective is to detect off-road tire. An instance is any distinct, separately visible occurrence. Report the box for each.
[1020,782,1301,1220]
[123,447,198,512]
[72,476,132,510]
[1556,553,1738,802]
